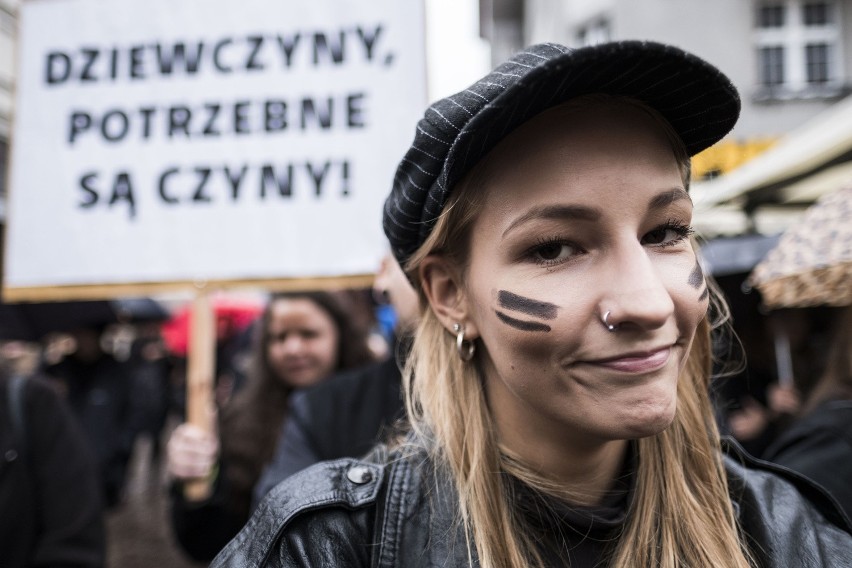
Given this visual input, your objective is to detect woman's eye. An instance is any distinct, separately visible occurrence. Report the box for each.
[643,228,674,245]
[531,242,575,264]
[642,223,693,247]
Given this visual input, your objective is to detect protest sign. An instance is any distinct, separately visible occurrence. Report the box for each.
[4,0,427,300]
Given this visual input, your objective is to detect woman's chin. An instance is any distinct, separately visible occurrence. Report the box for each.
[279,370,325,389]
[615,401,677,440]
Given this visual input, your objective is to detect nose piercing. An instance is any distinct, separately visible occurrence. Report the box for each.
[602,311,617,332]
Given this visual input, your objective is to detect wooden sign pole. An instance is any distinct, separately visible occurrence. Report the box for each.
[184,289,217,501]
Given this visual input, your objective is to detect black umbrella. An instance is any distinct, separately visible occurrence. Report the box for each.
[111,298,171,324]
[0,298,170,342]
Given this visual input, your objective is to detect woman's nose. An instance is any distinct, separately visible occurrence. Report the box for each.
[600,247,674,331]
[282,336,306,354]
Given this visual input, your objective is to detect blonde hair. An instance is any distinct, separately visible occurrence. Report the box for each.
[400,97,753,567]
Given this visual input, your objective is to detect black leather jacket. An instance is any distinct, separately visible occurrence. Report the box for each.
[212,438,852,567]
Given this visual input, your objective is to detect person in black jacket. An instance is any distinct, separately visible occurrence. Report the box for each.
[0,370,105,568]
[253,253,419,502]
[214,41,852,567]
[763,305,852,519]
[43,326,140,508]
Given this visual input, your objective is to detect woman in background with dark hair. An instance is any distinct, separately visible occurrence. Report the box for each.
[167,291,374,561]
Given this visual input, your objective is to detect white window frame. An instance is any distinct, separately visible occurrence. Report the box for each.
[753,0,845,100]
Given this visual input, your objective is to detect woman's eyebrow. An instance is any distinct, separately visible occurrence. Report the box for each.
[502,204,601,238]
[647,188,691,211]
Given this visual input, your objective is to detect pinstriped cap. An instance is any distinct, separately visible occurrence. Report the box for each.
[383,40,740,267]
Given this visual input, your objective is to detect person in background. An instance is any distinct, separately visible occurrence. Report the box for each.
[720,306,840,458]
[253,253,419,502]
[1,367,105,568]
[127,324,173,464]
[763,305,852,519]
[213,41,851,567]
[43,325,139,508]
[167,291,374,562]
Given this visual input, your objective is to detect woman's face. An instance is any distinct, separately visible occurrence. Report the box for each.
[459,102,708,451]
[265,298,340,388]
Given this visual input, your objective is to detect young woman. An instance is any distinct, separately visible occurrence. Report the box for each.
[167,291,373,561]
[212,41,852,567]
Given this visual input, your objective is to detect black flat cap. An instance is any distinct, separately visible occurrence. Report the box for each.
[383,40,741,267]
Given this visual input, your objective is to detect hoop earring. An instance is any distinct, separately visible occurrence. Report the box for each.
[602,310,617,332]
[453,323,475,361]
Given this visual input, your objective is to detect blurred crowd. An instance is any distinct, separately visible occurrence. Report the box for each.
[0,253,418,566]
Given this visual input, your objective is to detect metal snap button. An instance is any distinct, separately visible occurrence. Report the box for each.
[347,465,373,484]
[5,449,18,462]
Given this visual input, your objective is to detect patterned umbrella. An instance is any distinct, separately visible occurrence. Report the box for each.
[748,186,852,308]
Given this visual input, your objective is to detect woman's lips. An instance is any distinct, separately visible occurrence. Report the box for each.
[590,346,672,374]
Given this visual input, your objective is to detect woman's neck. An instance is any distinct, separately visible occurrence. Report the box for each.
[496,416,629,506]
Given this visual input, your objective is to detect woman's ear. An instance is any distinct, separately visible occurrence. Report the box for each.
[419,255,478,339]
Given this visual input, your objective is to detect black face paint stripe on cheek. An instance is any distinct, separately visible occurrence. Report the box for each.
[495,310,551,332]
[698,286,709,302]
[688,261,704,289]
[497,290,558,320]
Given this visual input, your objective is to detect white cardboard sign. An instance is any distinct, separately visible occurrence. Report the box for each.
[5,0,426,297]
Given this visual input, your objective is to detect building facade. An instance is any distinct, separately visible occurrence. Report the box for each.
[483,0,851,168]
[0,0,17,224]
[528,0,850,137]
[480,0,852,235]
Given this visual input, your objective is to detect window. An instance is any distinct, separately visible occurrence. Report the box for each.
[759,46,786,85]
[803,2,832,25]
[758,4,786,27]
[805,43,830,82]
[752,0,843,99]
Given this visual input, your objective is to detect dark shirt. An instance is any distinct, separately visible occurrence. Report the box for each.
[0,374,105,568]
[45,355,139,507]
[512,453,632,566]
[763,400,852,520]
[170,473,247,562]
